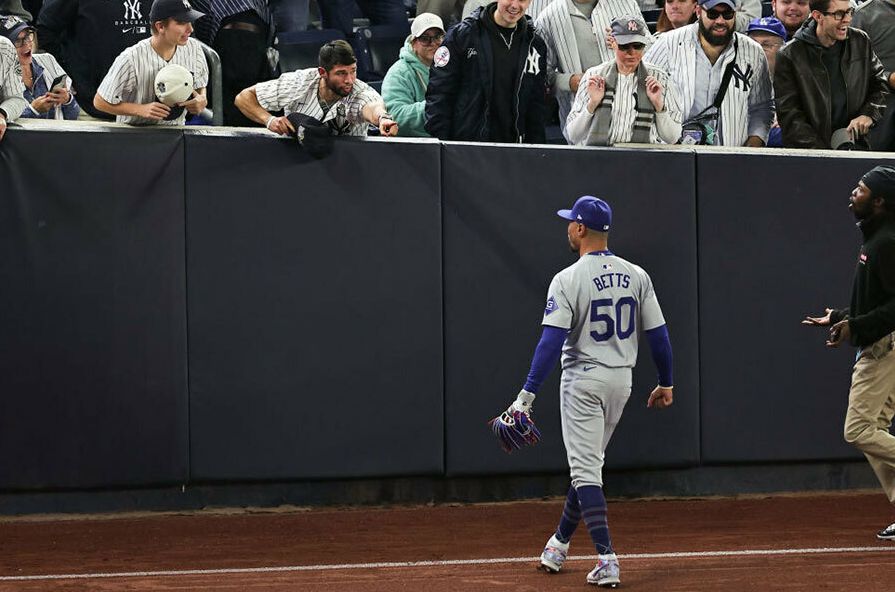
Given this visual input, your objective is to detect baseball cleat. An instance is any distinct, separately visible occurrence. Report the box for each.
[878,522,895,540]
[538,534,569,573]
[586,553,620,587]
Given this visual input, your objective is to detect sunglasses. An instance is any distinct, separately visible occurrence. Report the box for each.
[617,42,646,52]
[416,33,444,45]
[704,8,736,20]
[13,31,35,47]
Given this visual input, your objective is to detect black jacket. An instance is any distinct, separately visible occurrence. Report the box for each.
[424,5,547,143]
[37,0,151,120]
[774,20,889,149]
[831,215,895,347]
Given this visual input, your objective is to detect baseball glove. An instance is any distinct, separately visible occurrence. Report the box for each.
[488,390,542,453]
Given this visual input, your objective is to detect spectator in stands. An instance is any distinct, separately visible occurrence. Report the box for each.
[320,0,408,37]
[853,0,895,151]
[94,0,208,125]
[37,0,151,121]
[425,0,547,143]
[732,0,763,32]
[463,0,551,20]
[643,0,774,146]
[772,0,809,39]
[235,39,398,137]
[656,0,698,33]
[566,15,682,145]
[0,34,26,141]
[382,12,444,137]
[746,16,786,146]
[192,0,273,127]
[536,0,651,139]
[1,15,78,119]
[774,0,888,149]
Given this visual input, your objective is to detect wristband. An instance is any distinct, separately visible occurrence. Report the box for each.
[265,115,276,130]
[378,112,393,125]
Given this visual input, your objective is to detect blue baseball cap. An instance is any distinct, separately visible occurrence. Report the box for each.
[698,0,737,10]
[747,16,788,41]
[557,196,612,232]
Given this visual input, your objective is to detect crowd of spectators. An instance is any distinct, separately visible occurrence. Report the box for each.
[0,0,892,152]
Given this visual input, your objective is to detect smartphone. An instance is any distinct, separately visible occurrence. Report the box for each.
[50,74,67,92]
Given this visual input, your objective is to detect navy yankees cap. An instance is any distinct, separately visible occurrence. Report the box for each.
[0,15,33,43]
[557,196,612,232]
[149,0,205,23]
[698,0,737,10]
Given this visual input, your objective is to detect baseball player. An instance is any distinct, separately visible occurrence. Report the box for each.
[499,196,674,587]
[94,0,209,125]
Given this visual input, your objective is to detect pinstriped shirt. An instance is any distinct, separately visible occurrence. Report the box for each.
[643,24,773,145]
[97,37,209,126]
[254,67,382,136]
[565,60,683,145]
[0,36,26,123]
[191,0,271,45]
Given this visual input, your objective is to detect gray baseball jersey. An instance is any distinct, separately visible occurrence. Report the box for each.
[97,37,209,126]
[542,251,665,370]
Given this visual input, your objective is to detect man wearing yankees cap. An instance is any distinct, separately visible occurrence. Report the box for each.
[804,166,895,542]
[492,195,675,587]
[94,0,208,125]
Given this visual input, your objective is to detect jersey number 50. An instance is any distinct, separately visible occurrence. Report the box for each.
[590,297,637,342]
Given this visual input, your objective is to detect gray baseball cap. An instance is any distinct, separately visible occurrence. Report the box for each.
[610,15,649,46]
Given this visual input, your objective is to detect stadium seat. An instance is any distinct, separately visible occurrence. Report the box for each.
[353,23,411,82]
[198,41,223,126]
[277,28,345,73]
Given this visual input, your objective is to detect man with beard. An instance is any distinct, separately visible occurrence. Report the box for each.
[643,0,773,146]
[804,165,895,542]
[235,39,397,137]
[774,0,888,149]
[425,0,547,143]
[852,0,895,151]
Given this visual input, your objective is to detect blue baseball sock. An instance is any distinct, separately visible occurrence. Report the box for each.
[577,484,613,555]
[555,485,581,543]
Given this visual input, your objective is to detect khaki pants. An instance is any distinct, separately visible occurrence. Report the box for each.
[844,333,895,503]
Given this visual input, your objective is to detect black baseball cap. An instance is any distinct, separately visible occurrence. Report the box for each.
[149,0,205,23]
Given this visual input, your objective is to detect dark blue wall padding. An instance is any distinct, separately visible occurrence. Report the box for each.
[697,152,893,463]
[0,128,188,489]
[441,144,701,476]
[185,135,444,480]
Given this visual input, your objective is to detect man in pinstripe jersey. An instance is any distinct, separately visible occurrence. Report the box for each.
[643,0,774,146]
[94,0,209,125]
[0,34,27,141]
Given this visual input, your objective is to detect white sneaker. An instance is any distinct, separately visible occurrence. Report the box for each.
[538,534,569,573]
[586,553,620,587]
[878,521,895,540]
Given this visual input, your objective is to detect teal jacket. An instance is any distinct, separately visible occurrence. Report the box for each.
[382,39,431,137]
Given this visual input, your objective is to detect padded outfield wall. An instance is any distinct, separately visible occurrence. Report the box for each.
[0,123,889,506]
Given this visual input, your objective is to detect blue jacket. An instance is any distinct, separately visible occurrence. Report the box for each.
[424,5,547,143]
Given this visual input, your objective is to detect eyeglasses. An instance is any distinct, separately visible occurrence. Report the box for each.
[13,32,34,47]
[820,7,854,20]
[416,33,444,45]
[617,42,646,52]
[704,8,736,20]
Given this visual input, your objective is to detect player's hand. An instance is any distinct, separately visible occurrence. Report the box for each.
[645,75,664,112]
[46,87,70,106]
[378,116,398,136]
[827,319,851,347]
[267,115,295,136]
[802,308,834,327]
[586,76,606,113]
[178,93,207,115]
[136,101,172,120]
[847,115,873,138]
[647,385,673,409]
[31,93,58,114]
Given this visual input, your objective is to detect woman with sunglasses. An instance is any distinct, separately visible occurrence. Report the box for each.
[566,15,682,146]
[382,12,445,137]
[0,15,79,120]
